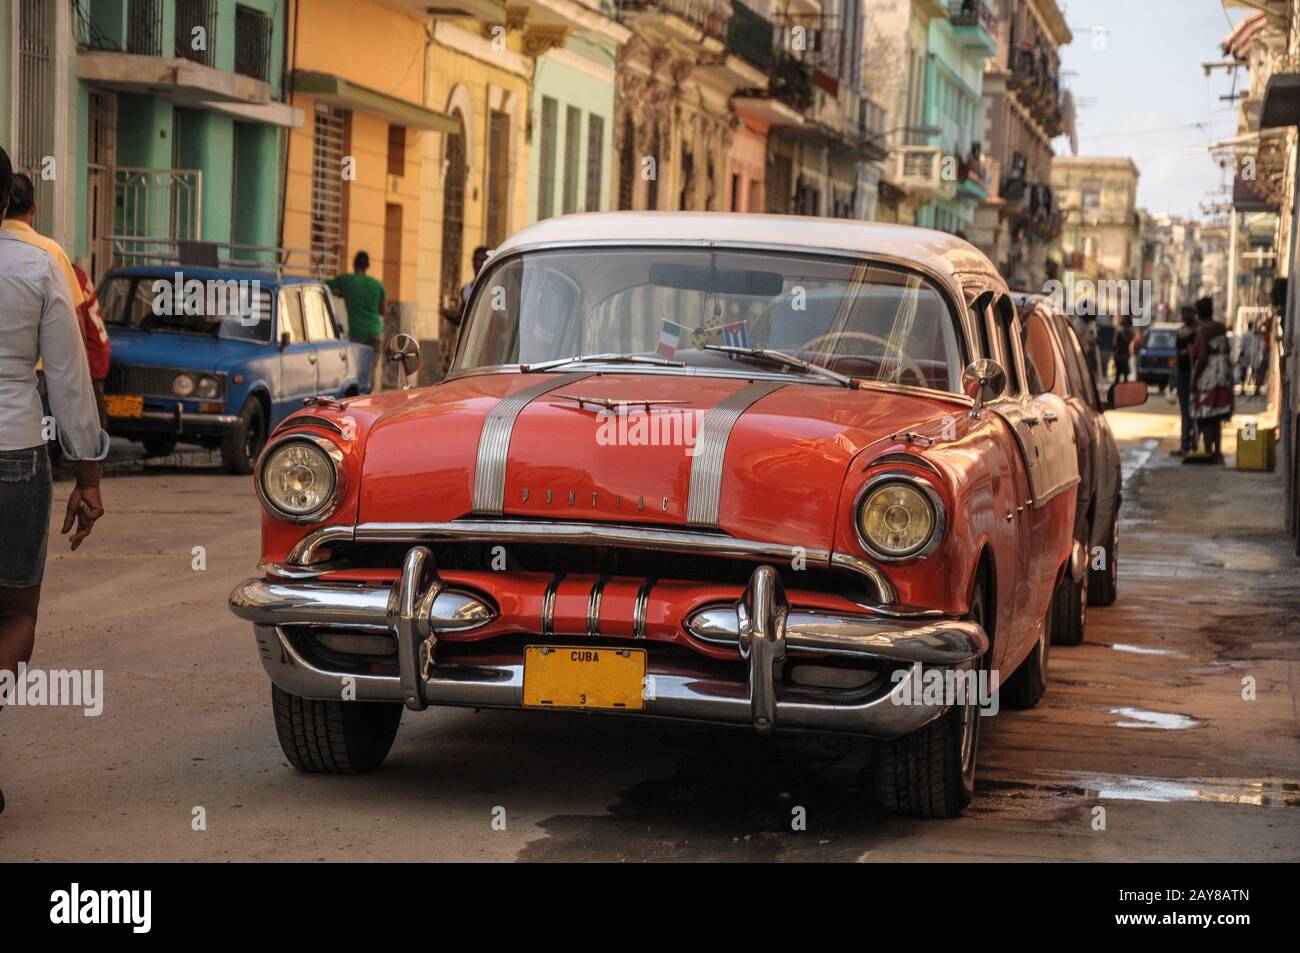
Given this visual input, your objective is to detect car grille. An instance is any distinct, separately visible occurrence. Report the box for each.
[106,364,227,400]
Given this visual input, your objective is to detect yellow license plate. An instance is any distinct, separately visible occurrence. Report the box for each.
[523,646,647,711]
[106,394,144,418]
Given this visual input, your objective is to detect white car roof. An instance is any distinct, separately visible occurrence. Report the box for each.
[492,212,1005,288]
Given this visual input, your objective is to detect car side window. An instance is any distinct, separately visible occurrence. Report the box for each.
[279,289,307,344]
[302,288,339,342]
[1021,311,1057,395]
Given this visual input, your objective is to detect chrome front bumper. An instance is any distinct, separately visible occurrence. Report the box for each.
[229,547,988,739]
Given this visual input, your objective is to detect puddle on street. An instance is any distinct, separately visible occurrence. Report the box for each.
[980,773,1300,813]
[1106,643,1186,657]
[1107,706,1203,730]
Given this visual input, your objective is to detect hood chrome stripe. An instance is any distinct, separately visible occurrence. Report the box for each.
[471,373,591,514]
[686,380,786,527]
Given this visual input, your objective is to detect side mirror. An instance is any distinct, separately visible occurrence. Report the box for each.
[385,332,422,390]
[278,331,291,351]
[962,359,1007,416]
[1107,380,1148,410]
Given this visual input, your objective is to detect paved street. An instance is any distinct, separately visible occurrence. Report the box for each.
[1,397,1297,862]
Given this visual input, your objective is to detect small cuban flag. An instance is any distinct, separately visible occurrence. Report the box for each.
[721,320,749,358]
[657,319,687,358]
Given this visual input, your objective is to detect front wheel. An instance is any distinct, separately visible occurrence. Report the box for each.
[221,398,266,475]
[1053,547,1088,646]
[271,685,403,774]
[873,582,986,818]
[1002,582,1055,709]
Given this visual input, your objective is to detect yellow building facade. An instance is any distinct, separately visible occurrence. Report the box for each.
[281,0,459,359]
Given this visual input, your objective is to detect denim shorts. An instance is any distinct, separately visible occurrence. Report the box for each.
[0,445,53,588]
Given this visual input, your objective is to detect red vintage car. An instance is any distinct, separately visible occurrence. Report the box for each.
[230,214,1080,817]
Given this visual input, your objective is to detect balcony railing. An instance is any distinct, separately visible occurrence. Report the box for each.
[235,5,274,82]
[175,0,217,67]
[774,12,845,83]
[127,0,162,56]
[728,1,774,72]
[950,0,995,34]
[618,0,732,41]
[770,48,814,113]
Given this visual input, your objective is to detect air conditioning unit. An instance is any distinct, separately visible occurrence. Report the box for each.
[895,145,944,198]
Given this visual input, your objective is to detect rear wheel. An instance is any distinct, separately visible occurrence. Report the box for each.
[873,581,986,818]
[271,685,403,774]
[221,398,266,475]
[1089,513,1119,606]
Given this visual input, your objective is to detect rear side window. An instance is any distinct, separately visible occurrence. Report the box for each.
[302,287,339,342]
[279,290,306,344]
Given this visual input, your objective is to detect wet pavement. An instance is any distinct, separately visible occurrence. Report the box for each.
[2,395,1297,861]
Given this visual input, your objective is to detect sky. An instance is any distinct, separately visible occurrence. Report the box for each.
[1056,0,1250,220]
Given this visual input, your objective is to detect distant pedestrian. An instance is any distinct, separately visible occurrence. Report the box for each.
[73,264,111,428]
[0,147,109,815]
[1189,296,1233,463]
[1172,305,1197,457]
[461,245,491,311]
[327,251,386,393]
[1113,316,1135,383]
[1251,317,1270,397]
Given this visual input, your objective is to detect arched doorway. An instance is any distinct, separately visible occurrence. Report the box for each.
[437,113,468,379]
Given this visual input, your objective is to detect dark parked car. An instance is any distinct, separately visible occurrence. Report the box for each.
[1015,293,1147,643]
[1136,322,1180,392]
[100,265,374,473]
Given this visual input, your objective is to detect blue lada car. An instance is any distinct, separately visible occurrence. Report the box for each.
[100,266,374,473]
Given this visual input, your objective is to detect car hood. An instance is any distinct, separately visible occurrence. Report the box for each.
[106,327,264,373]
[354,371,959,553]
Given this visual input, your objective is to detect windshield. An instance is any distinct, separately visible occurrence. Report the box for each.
[99,275,274,342]
[454,248,966,392]
[1144,328,1176,349]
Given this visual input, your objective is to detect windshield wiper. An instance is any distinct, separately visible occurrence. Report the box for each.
[702,345,859,389]
[519,353,685,373]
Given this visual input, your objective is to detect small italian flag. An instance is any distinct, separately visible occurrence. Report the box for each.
[657,320,687,358]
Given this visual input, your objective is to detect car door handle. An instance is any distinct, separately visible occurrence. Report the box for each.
[340,350,348,363]
[308,353,317,364]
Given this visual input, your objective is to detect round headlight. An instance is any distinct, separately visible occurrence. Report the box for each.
[258,439,338,521]
[172,373,196,397]
[196,376,220,399]
[857,478,941,560]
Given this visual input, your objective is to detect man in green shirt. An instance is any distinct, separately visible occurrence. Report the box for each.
[327,251,387,392]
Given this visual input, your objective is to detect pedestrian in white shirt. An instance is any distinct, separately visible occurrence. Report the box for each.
[0,147,109,815]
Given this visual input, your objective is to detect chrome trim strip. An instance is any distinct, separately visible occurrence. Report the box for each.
[288,518,899,606]
[288,524,354,566]
[471,373,591,514]
[541,572,564,637]
[587,575,608,636]
[686,380,786,527]
[633,577,655,639]
[273,413,346,438]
